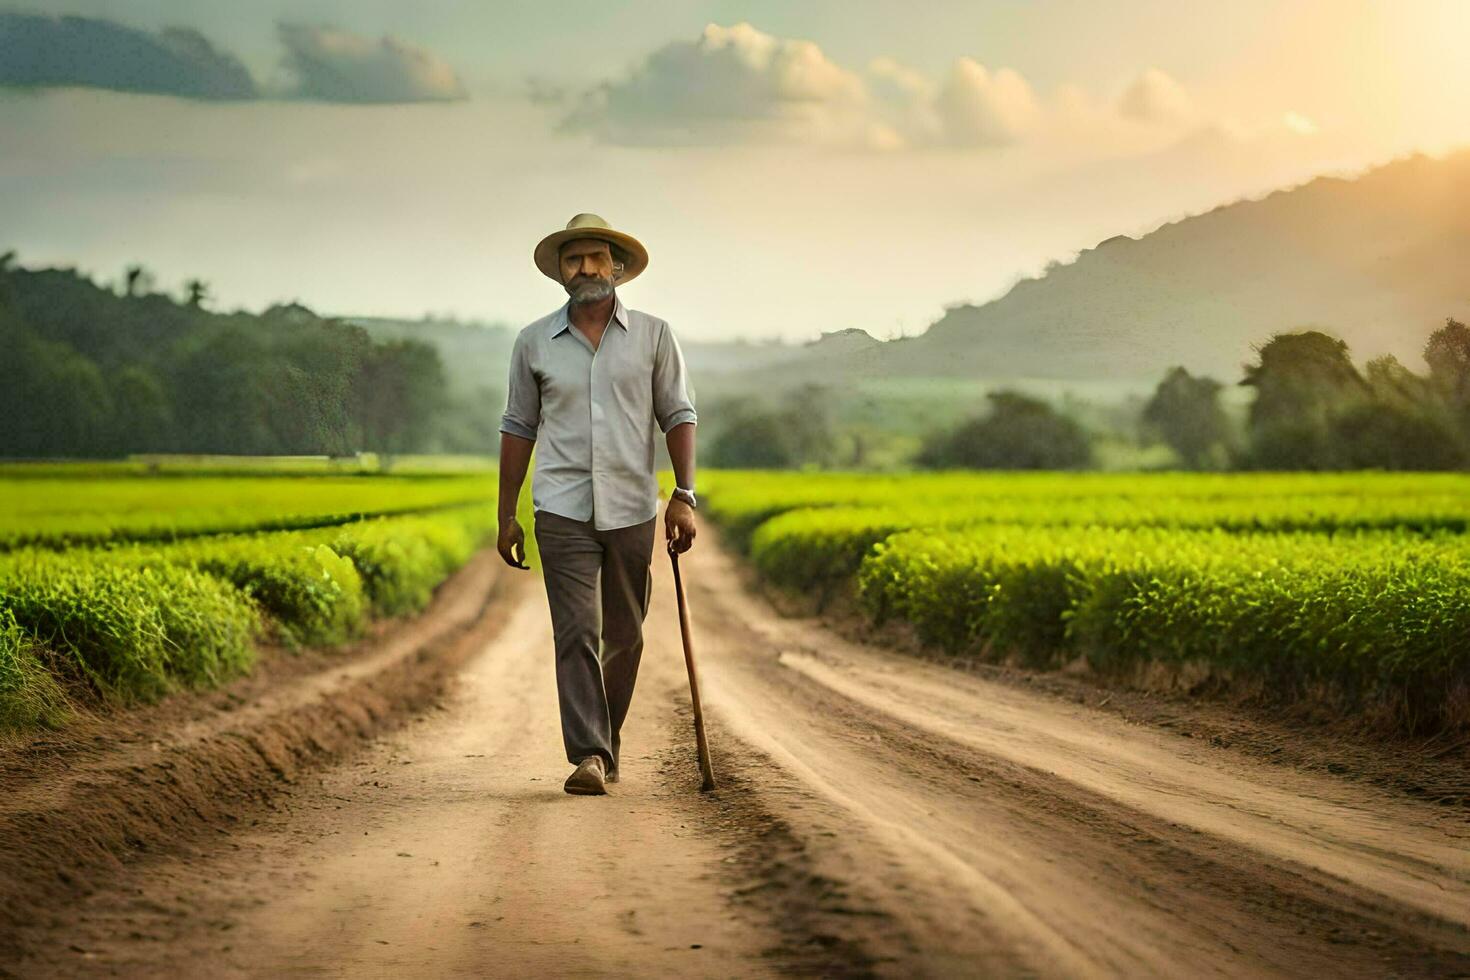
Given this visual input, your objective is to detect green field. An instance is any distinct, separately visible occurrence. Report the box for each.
[0,461,525,736]
[702,469,1470,733]
[11,462,1464,738]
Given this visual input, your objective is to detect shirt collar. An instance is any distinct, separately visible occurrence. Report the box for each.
[551,292,629,337]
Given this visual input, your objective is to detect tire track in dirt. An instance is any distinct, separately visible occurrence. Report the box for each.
[0,549,521,965]
[8,521,1470,978]
[685,520,1470,978]
[4,539,871,978]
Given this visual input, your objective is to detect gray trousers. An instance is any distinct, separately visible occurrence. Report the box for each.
[531,508,656,775]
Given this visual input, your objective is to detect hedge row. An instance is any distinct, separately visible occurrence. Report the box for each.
[0,503,498,734]
[703,469,1470,732]
[1,473,497,550]
[849,525,1470,731]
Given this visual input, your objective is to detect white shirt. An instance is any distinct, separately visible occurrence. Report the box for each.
[499,292,697,530]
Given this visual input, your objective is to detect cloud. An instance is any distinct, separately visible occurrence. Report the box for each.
[274,22,467,103]
[1117,68,1193,125]
[560,21,1052,151]
[864,56,941,145]
[933,58,1039,147]
[558,22,1171,153]
[1282,111,1318,136]
[558,22,872,147]
[0,11,256,100]
[0,13,467,105]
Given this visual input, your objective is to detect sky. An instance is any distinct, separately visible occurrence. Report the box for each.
[3,0,1469,342]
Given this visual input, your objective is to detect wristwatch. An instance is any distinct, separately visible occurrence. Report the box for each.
[671,486,698,509]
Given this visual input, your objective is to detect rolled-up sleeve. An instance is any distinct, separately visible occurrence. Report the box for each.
[652,320,697,433]
[498,332,540,440]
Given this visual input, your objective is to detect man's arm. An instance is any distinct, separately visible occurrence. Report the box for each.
[651,318,697,444]
[653,320,698,551]
[665,421,695,494]
[497,333,540,568]
[498,432,534,526]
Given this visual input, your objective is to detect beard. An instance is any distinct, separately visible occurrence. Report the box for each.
[567,275,615,304]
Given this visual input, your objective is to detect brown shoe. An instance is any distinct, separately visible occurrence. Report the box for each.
[564,755,607,795]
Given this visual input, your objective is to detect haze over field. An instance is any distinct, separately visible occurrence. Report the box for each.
[4,0,1470,353]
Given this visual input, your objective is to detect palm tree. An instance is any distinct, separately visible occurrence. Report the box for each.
[124,264,150,297]
[184,278,210,309]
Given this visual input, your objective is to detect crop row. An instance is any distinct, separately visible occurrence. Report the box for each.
[0,473,497,550]
[0,503,500,734]
[703,470,1470,732]
[855,524,1469,729]
[701,470,1470,550]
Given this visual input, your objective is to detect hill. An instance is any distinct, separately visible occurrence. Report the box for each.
[733,148,1470,387]
[0,267,463,457]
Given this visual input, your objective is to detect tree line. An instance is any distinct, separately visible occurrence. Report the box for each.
[7,247,1465,471]
[1143,321,1470,470]
[705,318,1470,471]
[0,253,497,458]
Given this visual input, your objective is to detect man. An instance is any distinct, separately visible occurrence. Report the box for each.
[496,212,699,797]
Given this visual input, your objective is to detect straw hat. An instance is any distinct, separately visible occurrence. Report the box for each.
[533,213,649,287]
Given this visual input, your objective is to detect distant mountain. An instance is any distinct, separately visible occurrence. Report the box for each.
[352,148,1470,403]
[346,312,822,396]
[735,148,1470,387]
[690,327,893,399]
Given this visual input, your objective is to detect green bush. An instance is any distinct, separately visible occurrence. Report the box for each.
[0,497,500,735]
[0,609,71,733]
[0,553,260,698]
[327,506,494,615]
[856,525,1470,729]
[157,538,368,648]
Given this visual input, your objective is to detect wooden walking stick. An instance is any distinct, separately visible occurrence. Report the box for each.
[667,537,716,791]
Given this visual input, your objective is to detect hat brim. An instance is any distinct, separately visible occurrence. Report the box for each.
[534,228,648,287]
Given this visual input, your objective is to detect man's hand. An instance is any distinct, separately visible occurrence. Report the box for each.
[665,497,696,554]
[498,517,530,569]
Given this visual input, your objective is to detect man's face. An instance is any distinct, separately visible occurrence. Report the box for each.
[560,239,616,304]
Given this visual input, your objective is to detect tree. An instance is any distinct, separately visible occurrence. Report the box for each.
[1240,328,1469,470]
[109,365,174,452]
[781,383,838,468]
[183,278,210,308]
[1328,400,1466,470]
[1424,318,1470,435]
[0,256,461,457]
[123,264,152,297]
[0,325,113,456]
[356,339,450,454]
[437,383,504,454]
[168,328,277,453]
[1239,330,1369,468]
[916,390,1094,469]
[707,407,799,468]
[1364,354,1429,407]
[0,250,14,306]
[1141,366,1232,468]
[703,386,840,469]
[1424,318,1470,396]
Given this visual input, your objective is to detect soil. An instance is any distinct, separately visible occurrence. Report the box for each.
[2,522,1466,978]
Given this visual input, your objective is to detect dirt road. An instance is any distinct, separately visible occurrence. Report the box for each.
[9,523,1469,978]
